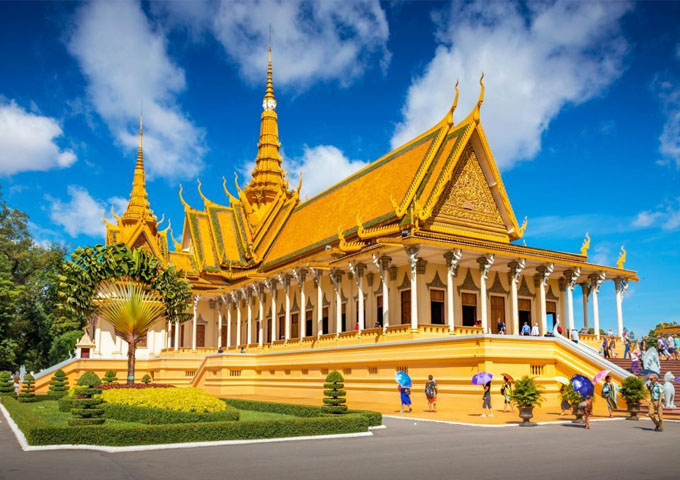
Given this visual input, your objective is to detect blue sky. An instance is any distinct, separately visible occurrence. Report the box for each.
[0,1,678,337]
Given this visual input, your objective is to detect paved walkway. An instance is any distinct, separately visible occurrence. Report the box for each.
[1,413,676,479]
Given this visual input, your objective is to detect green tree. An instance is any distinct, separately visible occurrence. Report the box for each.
[48,330,83,365]
[69,372,104,426]
[103,370,118,385]
[48,370,69,398]
[322,370,347,414]
[141,374,152,385]
[18,374,36,403]
[0,370,15,396]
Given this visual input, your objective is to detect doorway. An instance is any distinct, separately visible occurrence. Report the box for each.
[490,296,506,333]
[430,289,445,324]
[196,324,205,348]
[547,301,558,333]
[461,292,477,327]
[518,298,532,332]
[401,290,411,325]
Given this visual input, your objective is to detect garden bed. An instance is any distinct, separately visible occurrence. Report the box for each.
[1,396,374,447]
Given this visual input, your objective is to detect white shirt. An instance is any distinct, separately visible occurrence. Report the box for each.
[531,325,539,336]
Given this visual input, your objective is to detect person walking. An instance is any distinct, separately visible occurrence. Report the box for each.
[559,384,570,416]
[571,328,579,344]
[521,322,531,336]
[425,375,438,412]
[481,381,493,417]
[398,384,412,413]
[631,346,641,374]
[602,337,609,358]
[501,377,512,413]
[602,375,618,418]
[648,374,664,432]
[609,337,617,358]
[675,335,680,360]
[640,335,647,354]
[623,335,631,359]
[584,396,593,429]
[530,323,539,336]
[667,334,675,359]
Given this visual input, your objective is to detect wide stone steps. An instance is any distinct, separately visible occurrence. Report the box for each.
[609,358,680,416]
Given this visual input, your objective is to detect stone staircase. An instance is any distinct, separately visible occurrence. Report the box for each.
[609,358,680,416]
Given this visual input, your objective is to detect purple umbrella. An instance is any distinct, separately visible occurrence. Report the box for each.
[472,372,493,385]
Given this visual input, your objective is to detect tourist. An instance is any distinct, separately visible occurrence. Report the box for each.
[609,337,617,358]
[521,322,531,336]
[481,381,493,417]
[425,375,438,412]
[501,377,512,413]
[640,335,647,354]
[553,318,562,337]
[602,375,618,418]
[497,319,506,334]
[667,334,675,359]
[559,384,570,416]
[398,384,412,413]
[631,346,641,374]
[648,374,664,432]
[660,337,671,361]
[602,337,609,358]
[623,335,631,359]
[571,328,579,343]
[675,335,680,360]
[584,396,593,429]
[531,323,539,336]
[608,328,613,338]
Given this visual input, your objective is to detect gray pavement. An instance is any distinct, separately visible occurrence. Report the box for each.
[0,416,676,480]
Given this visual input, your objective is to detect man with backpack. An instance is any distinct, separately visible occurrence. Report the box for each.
[425,375,438,412]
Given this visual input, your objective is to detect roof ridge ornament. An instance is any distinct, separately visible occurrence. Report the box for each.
[448,79,460,126]
[580,232,590,256]
[518,216,528,237]
[473,72,485,124]
[616,245,626,269]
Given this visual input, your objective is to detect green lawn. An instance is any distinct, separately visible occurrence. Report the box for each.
[24,400,288,425]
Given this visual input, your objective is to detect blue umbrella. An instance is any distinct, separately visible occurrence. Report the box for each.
[638,369,660,377]
[472,372,493,385]
[571,374,594,398]
[395,371,412,388]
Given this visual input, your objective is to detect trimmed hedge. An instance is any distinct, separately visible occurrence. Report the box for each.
[1,396,368,446]
[18,374,36,403]
[103,403,240,424]
[48,370,69,399]
[223,398,382,426]
[0,371,15,396]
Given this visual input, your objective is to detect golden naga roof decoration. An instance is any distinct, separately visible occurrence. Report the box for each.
[518,216,528,237]
[617,245,626,269]
[447,79,460,127]
[337,225,364,253]
[581,232,591,256]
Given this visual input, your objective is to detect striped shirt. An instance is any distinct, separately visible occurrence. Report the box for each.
[649,383,662,401]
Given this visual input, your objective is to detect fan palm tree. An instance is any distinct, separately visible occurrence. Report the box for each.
[96,281,166,384]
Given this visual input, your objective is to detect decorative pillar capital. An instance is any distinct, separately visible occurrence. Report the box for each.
[292,267,307,284]
[277,273,291,292]
[348,261,366,285]
[230,290,241,305]
[614,277,629,295]
[310,268,323,288]
[477,254,495,281]
[329,268,344,292]
[563,268,581,289]
[193,295,200,307]
[535,263,554,287]
[589,271,606,294]
[444,249,463,276]
[507,258,526,285]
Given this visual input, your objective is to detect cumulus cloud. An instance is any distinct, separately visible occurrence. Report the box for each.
[47,185,127,238]
[632,198,680,231]
[0,100,76,175]
[285,145,368,199]
[654,58,680,168]
[206,0,389,88]
[391,0,631,168]
[68,0,205,180]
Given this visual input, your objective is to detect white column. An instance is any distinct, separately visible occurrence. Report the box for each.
[257,285,265,346]
[407,246,420,331]
[536,264,554,335]
[563,269,580,335]
[590,272,606,339]
[477,255,495,333]
[293,269,307,338]
[224,295,232,348]
[166,319,172,349]
[614,278,628,338]
[444,250,463,333]
[580,283,590,330]
[265,278,277,342]
[174,320,179,351]
[277,274,291,340]
[372,254,391,328]
[94,318,102,355]
[330,269,344,333]
[192,295,199,351]
[311,269,324,336]
[349,262,366,333]
[508,259,526,335]
[244,288,253,345]
[217,298,223,350]
[235,294,242,346]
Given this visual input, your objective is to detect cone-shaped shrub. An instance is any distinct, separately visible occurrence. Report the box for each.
[69,372,105,426]
[141,374,152,385]
[103,370,118,385]
[48,370,70,398]
[0,371,14,397]
[18,374,36,403]
[321,370,347,414]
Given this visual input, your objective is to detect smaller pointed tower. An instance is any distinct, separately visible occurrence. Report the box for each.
[244,46,287,207]
[122,115,155,222]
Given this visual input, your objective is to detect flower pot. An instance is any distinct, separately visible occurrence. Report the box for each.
[626,402,641,421]
[572,404,584,423]
[518,406,535,426]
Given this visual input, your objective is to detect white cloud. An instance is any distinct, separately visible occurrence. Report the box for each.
[391,0,631,168]
[210,0,390,88]
[68,0,205,180]
[0,100,76,175]
[285,145,368,199]
[632,211,662,228]
[47,185,127,238]
[654,76,680,168]
[632,198,680,231]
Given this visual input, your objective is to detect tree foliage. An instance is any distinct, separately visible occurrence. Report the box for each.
[48,370,69,398]
[322,370,347,414]
[510,376,544,408]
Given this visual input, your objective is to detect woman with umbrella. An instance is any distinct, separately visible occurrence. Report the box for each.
[571,374,595,429]
[473,372,494,417]
[501,374,513,413]
[395,371,412,413]
[601,375,619,417]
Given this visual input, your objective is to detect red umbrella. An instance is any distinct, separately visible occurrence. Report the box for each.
[501,373,514,382]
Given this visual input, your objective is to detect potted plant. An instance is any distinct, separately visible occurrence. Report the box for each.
[562,383,585,423]
[620,376,647,420]
[510,376,544,426]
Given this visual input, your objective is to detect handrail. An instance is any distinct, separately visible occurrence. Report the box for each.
[32,356,79,380]
[554,334,631,380]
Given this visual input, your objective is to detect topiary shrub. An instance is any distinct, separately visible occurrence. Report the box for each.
[103,370,118,385]
[621,376,647,404]
[561,383,582,406]
[18,374,36,403]
[321,370,347,414]
[48,370,70,399]
[510,376,544,408]
[69,372,105,426]
[0,371,15,397]
[141,374,152,385]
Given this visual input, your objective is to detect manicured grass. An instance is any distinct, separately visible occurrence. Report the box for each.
[24,401,137,426]
[237,409,290,421]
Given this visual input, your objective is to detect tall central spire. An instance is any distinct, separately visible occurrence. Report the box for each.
[123,114,155,221]
[245,45,286,206]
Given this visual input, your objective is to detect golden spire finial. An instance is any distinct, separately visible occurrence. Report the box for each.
[448,79,460,126]
[616,246,627,269]
[580,232,591,256]
[121,110,154,222]
[473,72,485,123]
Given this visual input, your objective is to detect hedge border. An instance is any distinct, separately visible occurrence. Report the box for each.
[103,403,240,424]
[223,398,382,426]
[1,397,368,447]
